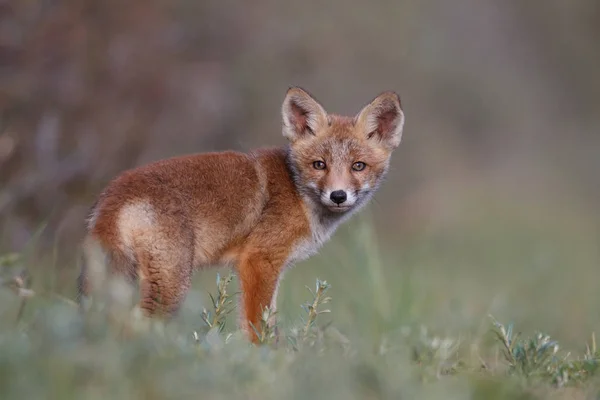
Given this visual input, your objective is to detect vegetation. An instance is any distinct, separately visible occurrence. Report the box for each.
[1,213,599,400]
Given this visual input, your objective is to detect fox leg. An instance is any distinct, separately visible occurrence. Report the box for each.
[138,268,192,317]
[237,253,284,343]
[135,234,194,318]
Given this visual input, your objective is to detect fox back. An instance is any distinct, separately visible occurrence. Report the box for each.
[79,87,405,342]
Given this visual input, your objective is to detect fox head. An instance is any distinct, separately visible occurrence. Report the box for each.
[282,87,405,215]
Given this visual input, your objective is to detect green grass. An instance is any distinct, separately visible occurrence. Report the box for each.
[1,205,600,399]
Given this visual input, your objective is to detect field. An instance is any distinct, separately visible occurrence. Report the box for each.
[1,2,599,398]
[1,189,599,400]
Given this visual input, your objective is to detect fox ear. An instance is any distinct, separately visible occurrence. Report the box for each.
[282,87,329,142]
[354,91,404,149]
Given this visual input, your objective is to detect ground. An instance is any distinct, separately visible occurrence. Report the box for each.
[1,197,599,400]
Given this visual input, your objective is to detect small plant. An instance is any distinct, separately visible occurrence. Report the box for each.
[409,326,463,379]
[491,315,558,379]
[0,252,34,323]
[302,279,332,339]
[490,315,600,386]
[200,271,237,333]
[551,332,600,387]
[249,306,279,346]
[287,279,333,351]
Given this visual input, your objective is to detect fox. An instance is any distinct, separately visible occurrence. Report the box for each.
[77,87,405,342]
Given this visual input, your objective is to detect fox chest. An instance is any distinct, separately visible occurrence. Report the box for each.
[286,221,338,265]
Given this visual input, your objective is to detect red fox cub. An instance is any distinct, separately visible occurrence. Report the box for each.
[78,87,405,342]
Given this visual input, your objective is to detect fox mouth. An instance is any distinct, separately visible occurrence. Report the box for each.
[318,191,357,213]
[325,204,352,213]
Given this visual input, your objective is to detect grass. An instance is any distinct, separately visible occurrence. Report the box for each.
[1,204,600,399]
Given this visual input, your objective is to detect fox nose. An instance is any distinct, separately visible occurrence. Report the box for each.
[330,190,347,205]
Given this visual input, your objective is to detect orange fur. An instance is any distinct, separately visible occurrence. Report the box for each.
[78,87,405,342]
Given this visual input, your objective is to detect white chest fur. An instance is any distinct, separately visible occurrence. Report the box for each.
[286,212,343,265]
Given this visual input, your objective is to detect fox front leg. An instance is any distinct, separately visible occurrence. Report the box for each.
[237,252,284,343]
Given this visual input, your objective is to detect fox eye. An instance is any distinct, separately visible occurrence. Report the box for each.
[313,160,326,170]
[352,162,366,171]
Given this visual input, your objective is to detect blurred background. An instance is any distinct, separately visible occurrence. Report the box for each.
[1,0,599,347]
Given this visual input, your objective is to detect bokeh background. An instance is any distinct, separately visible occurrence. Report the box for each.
[1,0,599,349]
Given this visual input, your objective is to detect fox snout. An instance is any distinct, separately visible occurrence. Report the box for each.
[329,190,346,204]
[320,187,359,212]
